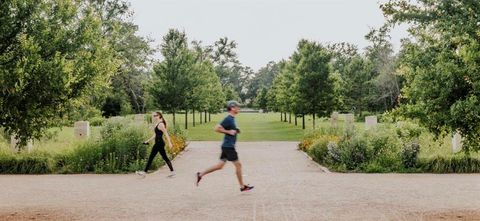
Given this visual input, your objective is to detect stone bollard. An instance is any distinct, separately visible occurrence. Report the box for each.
[345,113,354,129]
[452,131,462,153]
[330,111,339,127]
[365,116,378,130]
[10,134,33,151]
[74,121,90,139]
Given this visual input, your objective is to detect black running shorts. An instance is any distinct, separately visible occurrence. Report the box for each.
[220,148,238,162]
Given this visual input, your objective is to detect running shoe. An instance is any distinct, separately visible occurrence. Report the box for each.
[136,171,146,178]
[167,171,176,178]
[240,184,254,192]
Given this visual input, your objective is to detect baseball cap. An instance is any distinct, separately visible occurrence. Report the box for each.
[227,100,240,108]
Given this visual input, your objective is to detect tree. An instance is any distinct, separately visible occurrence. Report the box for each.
[150,29,194,126]
[0,0,118,147]
[190,40,225,123]
[364,27,401,112]
[246,61,280,106]
[341,56,375,114]
[292,40,336,129]
[210,37,251,103]
[109,21,153,114]
[382,0,480,152]
[254,87,269,111]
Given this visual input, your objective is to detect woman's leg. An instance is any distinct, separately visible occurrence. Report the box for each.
[158,144,174,171]
[144,144,159,172]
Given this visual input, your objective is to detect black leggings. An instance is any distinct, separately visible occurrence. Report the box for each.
[144,142,173,172]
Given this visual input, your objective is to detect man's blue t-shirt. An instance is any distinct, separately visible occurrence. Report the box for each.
[220,115,238,149]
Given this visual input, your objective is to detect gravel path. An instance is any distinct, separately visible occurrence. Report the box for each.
[0,141,479,221]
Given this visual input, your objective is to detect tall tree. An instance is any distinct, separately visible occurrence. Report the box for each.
[382,0,480,152]
[292,40,336,129]
[109,21,153,114]
[150,29,194,126]
[0,0,118,147]
[365,27,401,112]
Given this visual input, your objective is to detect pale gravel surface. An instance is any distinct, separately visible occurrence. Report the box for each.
[0,141,479,221]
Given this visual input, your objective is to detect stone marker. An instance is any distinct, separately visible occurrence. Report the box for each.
[345,113,354,129]
[74,121,90,139]
[452,131,462,153]
[345,114,354,123]
[365,116,378,130]
[330,111,339,127]
[10,134,33,151]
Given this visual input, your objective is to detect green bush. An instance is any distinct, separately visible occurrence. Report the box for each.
[300,120,479,173]
[89,116,106,126]
[0,150,54,174]
[402,142,420,168]
[418,155,480,173]
[337,136,369,170]
[0,120,188,174]
[308,138,330,164]
[64,122,150,173]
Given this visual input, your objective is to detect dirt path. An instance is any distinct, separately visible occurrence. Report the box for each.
[0,142,479,221]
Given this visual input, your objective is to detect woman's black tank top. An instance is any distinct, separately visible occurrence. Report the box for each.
[154,122,165,143]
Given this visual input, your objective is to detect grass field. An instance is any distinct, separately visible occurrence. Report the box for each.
[171,112,310,141]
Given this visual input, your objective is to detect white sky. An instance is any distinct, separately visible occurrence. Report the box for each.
[128,0,409,70]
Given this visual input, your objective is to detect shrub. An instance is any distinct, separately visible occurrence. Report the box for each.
[418,155,480,173]
[366,129,403,171]
[64,122,149,173]
[0,150,54,174]
[299,125,342,151]
[402,142,420,168]
[307,135,340,164]
[0,119,188,174]
[337,136,369,170]
[299,119,480,173]
[62,120,188,174]
[89,116,106,126]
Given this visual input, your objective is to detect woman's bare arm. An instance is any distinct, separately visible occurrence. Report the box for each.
[159,123,173,148]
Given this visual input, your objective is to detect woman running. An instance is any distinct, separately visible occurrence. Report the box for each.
[136,112,175,178]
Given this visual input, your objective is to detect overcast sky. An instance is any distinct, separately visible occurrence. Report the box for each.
[128,0,409,70]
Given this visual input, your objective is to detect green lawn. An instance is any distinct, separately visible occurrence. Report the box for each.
[152,112,365,141]
[176,112,309,141]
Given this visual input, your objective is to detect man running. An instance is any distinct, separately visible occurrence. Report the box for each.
[196,101,254,192]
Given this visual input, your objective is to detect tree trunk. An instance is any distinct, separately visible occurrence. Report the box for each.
[289,113,291,124]
[313,112,316,129]
[185,111,188,130]
[295,114,297,126]
[302,114,305,130]
[173,112,176,127]
[281,112,283,122]
[193,109,195,127]
[199,111,202,124]
[284,112,287,122]
[205,110,207,123]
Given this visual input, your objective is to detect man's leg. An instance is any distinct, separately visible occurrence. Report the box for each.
[233,160,245,188]
[199,161,226,177]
